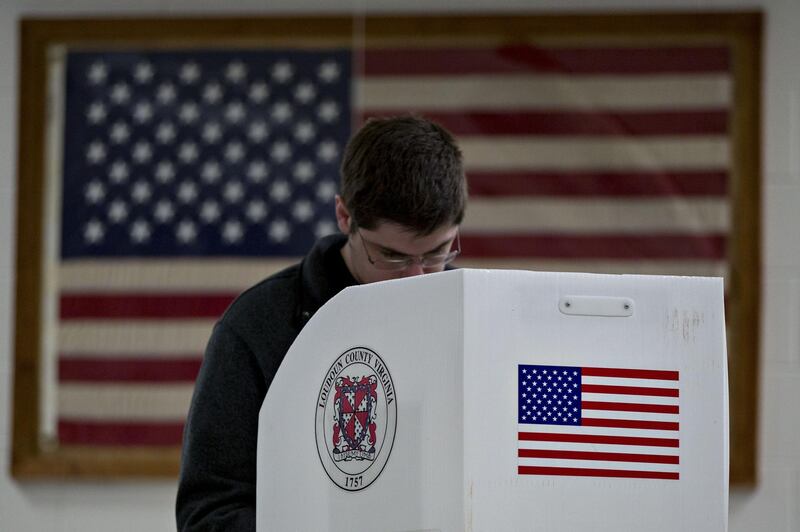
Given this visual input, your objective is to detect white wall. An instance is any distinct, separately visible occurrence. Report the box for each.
[1,0,798,530]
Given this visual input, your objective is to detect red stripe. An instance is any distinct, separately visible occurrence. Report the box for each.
[518,431,679,448]
[362,110,728,136]
[467,170,728,197]
[518,449,679,464]
[517,466,679,480]
[459,234,726,260]
[364,46,730,75]
[60,293,236,319]
[58,420,184,446]
[582,367,679,380]
[59,357,202,382]
[582,384,679,397]
[582,401,679,414]
[582,418,679,431]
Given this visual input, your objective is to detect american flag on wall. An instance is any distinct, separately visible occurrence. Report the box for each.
[517,364,680,480]
[53,43,730,446]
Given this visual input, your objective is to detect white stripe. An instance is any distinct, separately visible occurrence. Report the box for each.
[60,259,294,292]
[463,197,729,234]
[453,259,727,277]
[460,136,728,171]
[58,383,193,421]
[518,424,678,439]
[580,410,678,422]
[581,393,680,406]
[517,457,678,473]
[59,321,215,356]
[359,75,731,110]
[519,441,679,455]
[582,375,679,388]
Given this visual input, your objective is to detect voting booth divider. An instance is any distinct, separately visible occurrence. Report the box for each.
[257,269,728,531]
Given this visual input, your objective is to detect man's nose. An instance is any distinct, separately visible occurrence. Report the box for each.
[400,262,426,277]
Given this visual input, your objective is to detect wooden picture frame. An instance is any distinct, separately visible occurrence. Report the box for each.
[12,12,761,484]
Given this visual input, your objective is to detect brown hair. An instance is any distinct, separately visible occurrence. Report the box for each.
[339,116,467,235]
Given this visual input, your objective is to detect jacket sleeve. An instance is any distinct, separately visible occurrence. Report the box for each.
[176,320,267,532]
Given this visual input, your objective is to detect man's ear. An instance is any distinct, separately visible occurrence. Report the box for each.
[334,195,352,234]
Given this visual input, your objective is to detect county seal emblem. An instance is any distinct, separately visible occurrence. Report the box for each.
[315,347,397,491]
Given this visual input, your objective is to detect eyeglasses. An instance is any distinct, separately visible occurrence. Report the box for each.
[357,230,461,271]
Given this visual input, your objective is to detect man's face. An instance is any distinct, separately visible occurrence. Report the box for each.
[345,222,460,284]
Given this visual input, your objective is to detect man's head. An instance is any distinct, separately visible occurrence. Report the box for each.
[335,116,467,283]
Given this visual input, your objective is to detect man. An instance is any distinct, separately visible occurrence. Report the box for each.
[176,116,467,531]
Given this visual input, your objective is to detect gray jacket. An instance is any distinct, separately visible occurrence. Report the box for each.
[176,234,355,531]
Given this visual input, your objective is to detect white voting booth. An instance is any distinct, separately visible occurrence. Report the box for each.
[257,269,728,531]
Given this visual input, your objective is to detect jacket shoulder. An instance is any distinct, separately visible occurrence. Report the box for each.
[220,263,302,329]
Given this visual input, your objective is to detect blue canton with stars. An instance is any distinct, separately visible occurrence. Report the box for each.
[61,49,351,258]
[518,365,582,425]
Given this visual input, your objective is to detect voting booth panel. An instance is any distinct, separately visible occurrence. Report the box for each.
[257,269,728,531]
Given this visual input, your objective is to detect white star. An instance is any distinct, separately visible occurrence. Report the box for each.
[110,82,131,104]
[270,180,291,203]
[153,199,175,223]
[317,100,339,123]
[202,82,224,104]
[247,120,269,143]
[294,82,317,103]
[223,181,245,203]
[132,101,154,123]
[271,61,294,83]
[130,219,151,243]
[155,121,176,144]
[224,101,246,124]
[83,219,105,244]
[177,180,199,204]
[202,122,223,144]
[87,62,108,85]
[225,61,247,84]
[245,199,268,222]
[132,141,153,164]
[222,219,244,243]
[314,219,337,238]
[154,161,175,183]
[248,81,269,103]
[317,60,340,83]
[86,141,106,164]
[109,121,130,144]
[316,180,337,202]
[86,102,107,124]
[316,140,339,162]
[156,83,177,105]
[268,219,291,242]
[246,160,269,182]
[179,102,200,124]
[200,200,221,223]
[131,62,154,84]
[178,142,199,164]
[109,161,129,183]
[179,62,201,84]
[131,180,152,203]
[269,140,291,163]
[134,61,154,83]
[224,141,245,163]
[270,101,293,123]
[293,121,316,143]
[292,160,315,183]
[201,161,222,183]
[176,219,198,244]
[107,200,129,223]
[84,180,106,204]
[292,199,314,222]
